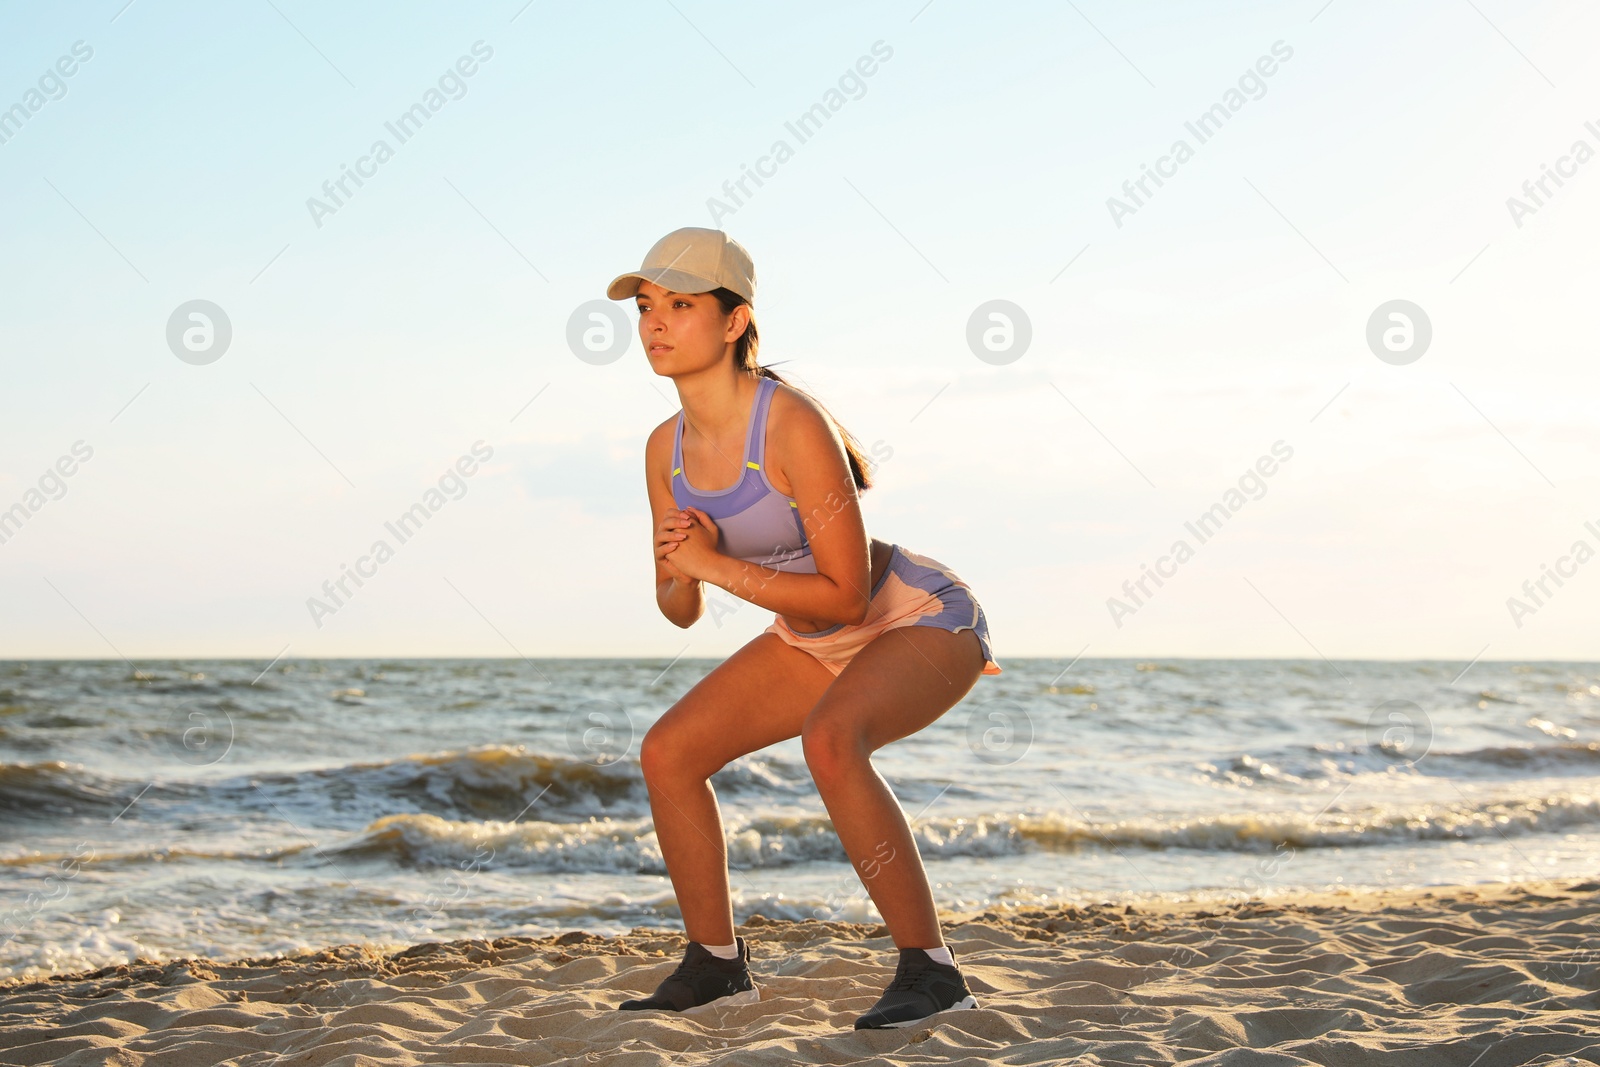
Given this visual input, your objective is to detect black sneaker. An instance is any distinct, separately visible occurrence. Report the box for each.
[618,936,760,1012]
[853,947,979,1030]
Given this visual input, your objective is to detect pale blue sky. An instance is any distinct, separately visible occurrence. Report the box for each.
[2,1,1595,661]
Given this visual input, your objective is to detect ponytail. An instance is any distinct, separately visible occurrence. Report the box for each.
[708,287,875,494]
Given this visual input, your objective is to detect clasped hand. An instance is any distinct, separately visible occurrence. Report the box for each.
[655,506,722,583]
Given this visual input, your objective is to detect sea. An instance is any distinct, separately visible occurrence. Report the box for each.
[2,657,1597,982]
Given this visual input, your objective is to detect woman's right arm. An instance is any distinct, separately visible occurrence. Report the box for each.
[656,572,703,628]
[646,420,705,628]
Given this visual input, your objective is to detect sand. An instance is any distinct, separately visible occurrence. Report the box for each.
[2,878,1598,1067]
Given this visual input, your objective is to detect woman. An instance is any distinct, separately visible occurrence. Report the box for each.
[606,227,1001,1030]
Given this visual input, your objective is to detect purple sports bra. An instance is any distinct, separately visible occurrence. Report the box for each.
[672,376,817,573]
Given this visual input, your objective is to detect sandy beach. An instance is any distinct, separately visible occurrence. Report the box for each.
[2,877,1597,1066]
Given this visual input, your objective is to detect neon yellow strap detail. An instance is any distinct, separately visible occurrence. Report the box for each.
[672,467,681,475]
[746,461,760,469]
[789,501,798,507]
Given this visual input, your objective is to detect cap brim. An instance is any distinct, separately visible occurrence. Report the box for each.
[607,267,720,301]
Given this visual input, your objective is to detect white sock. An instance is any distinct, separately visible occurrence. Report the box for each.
[697,940,740,960]
[921,945,955,967]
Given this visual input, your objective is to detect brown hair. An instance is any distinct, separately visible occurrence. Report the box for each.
[709,287,875,494]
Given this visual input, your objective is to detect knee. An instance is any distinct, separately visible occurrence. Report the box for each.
[638,723,682,787]
[638,720,715,787]
[801,715,866,788]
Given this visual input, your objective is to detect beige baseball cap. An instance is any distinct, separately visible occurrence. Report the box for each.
[606,227,756,305]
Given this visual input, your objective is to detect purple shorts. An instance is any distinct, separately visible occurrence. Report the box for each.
[763,543,1001,678]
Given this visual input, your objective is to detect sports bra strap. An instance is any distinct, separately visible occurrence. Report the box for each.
[670,376,774,485]
[749,376,775,470]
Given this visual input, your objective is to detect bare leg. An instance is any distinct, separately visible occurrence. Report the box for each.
[800,625,985,949]
[639,633,834,946]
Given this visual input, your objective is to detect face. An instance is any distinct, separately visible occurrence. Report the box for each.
[634,280,747,374]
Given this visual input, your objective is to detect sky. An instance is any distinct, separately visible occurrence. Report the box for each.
[1,0,1596,663]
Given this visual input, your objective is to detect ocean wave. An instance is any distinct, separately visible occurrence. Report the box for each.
[302,809,1025,873]
[1194,752,1355,787]
[0,760,179,819]
[238,744,811,824]
[8,788,1600,875]
[1020,790,1600,853]
[1430,741,1600,772]
[1195,740,1600,788]
[0,745,812,828]
[247,746,651,823]
[273,788,1600,872]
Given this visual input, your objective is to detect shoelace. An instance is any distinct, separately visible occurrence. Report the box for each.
[671,954,741,984]
[885,958,941,993]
